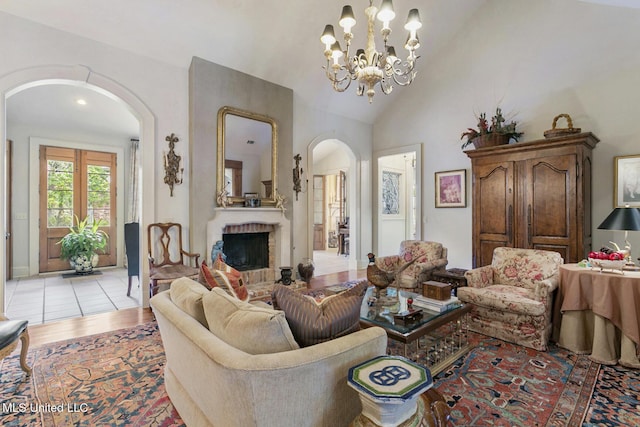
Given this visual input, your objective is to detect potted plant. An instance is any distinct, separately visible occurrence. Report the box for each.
[58,216,108,274]
[460,107,523,149]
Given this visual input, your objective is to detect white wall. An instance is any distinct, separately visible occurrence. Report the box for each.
[373,0,640,269]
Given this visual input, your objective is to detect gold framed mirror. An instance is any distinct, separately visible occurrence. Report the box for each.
[216,106,278,206]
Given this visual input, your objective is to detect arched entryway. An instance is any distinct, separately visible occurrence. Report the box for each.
[306,137,359,275]
[0,65,156,311]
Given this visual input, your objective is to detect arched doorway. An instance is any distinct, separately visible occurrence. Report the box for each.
[307,138,359,275]
[0,65,156,312]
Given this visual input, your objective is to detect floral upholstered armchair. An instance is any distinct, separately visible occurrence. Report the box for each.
[457,247,563,351]
[375,240,448,292]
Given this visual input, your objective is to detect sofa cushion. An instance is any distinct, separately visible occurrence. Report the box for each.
[170,277,210,327]
[203,287,299,354]
[271,282,368,347]
[212,256,250,301]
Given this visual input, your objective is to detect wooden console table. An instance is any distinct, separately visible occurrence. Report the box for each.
[554,264,640,368]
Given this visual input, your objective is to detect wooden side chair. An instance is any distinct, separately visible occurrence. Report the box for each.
[147,222,200,297]
[0,315,32,375]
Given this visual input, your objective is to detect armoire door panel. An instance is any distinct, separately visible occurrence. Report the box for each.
[473,162,514,266]
[475,163,513,237]
[525,155,577,258]
[529,156,574,238]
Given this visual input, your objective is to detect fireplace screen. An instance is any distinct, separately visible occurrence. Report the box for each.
[222,232,269,271]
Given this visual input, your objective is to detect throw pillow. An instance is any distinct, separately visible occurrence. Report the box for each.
[212,255,250,302]
[169,277,210,327]
[203,288,299,354]
[271,281,368,347]
[198,260,220,290]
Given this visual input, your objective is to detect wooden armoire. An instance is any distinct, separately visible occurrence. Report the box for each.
[466,132,598,267]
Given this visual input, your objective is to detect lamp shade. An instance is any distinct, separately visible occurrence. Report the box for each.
[597,207,640,231]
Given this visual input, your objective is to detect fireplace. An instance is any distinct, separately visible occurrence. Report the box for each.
[207,207,291,284]
[223,231,269,271]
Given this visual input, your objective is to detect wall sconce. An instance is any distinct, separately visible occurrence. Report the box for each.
[293,154,304,201]
[164,133,184,197]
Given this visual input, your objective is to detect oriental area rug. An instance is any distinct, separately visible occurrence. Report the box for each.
[388,332,640,427]
[0,322,183,426]
[0,322,638,426]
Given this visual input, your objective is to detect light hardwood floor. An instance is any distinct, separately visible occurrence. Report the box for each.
[26,269,366,347]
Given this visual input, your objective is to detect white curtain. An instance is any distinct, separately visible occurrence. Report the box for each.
[127,138,140,223]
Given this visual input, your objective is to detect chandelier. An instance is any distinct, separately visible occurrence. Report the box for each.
[321,0,422,103]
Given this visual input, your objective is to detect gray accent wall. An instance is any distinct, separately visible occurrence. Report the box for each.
[188,57,294,258]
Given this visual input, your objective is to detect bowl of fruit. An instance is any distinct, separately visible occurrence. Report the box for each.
[588,248,627,272]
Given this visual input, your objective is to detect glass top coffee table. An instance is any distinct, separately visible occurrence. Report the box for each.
[359,286,472,375]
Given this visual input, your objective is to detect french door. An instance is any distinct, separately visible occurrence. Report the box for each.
[39,146,117,273]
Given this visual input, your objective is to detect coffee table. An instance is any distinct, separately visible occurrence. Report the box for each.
[359,287,472,375]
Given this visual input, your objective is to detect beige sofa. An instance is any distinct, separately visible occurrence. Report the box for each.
[150,278,388,427]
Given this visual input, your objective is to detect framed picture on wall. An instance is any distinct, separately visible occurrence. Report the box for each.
[382,170,402,215]
[614,154,640,207]
[435,169,466,208]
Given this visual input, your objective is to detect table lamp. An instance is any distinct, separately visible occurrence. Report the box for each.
[597,205,640,268]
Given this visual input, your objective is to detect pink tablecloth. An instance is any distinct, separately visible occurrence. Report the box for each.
[555,263,640,367]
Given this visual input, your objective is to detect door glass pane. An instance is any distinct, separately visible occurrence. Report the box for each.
[47,160,74,227]
[87,164,111,225]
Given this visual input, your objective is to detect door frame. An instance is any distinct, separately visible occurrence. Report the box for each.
[38,145,119,273]
[373,144,422,256]
[31,137,124,275]
[5,139,12,280]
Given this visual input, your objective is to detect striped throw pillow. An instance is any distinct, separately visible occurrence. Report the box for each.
[271,282,368,347]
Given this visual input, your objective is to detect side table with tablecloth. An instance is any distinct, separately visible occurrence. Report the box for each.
[553,263,640,368]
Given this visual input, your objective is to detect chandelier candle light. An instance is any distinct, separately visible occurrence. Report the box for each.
[321,0,422,103]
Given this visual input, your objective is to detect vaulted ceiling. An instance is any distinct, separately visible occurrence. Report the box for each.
[2,0,637,134]
[1,0,486,131]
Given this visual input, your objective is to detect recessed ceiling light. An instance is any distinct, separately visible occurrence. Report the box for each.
[76,99,87,105]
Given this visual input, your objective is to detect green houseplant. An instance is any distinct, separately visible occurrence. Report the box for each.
[460,107,523,149]
[58,216,108,274]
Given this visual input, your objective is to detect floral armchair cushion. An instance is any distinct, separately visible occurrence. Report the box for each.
[375,240,448,288]
[491,247,563,289]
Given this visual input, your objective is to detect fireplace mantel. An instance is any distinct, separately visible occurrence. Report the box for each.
[206,207,291,269]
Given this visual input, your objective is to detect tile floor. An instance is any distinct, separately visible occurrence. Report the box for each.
[5,252,348,326]
[5,268,141,325]
[313,249,350,276]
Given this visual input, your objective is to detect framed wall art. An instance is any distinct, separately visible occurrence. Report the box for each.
[382,170,402,215]
[435,169,466,208]
[614,154,640,207]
